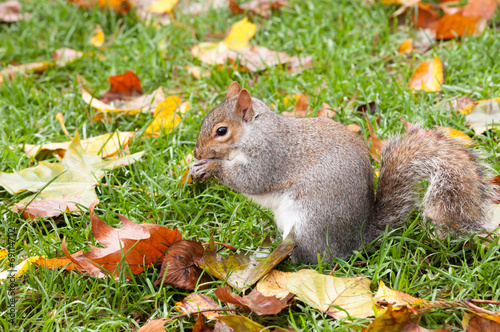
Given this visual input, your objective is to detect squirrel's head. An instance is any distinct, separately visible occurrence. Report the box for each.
[194,82,255,160]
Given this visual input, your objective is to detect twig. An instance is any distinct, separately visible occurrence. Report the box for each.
[202,242,237,252]
[469,299,500,305]
[164,308,249,323]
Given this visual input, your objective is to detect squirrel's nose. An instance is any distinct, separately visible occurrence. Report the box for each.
[193,147,200,159]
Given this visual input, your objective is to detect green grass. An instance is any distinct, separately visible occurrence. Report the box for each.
[1,0,499,331]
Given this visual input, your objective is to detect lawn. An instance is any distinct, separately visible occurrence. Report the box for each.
[1,0,499,331]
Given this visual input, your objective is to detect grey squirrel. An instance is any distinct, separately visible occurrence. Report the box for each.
[191,82,498,264]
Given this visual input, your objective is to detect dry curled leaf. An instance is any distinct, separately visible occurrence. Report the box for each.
[176,293,221,320]
[62,202,182,278]
[100,70,143,103]
[215,286,292,315]
[228,0,286,18]
[153,240,211,289]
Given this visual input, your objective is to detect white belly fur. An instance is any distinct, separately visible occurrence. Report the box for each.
[244,192,303,237]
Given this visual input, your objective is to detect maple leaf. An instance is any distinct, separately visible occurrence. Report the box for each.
[285,269,375,319]
[191,17,312,73]
[17,131,135,159]
[197,229,295,291]
[62,202,182,278]
[0,132,144,219]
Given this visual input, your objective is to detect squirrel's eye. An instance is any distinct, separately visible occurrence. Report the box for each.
[216,127,228,136]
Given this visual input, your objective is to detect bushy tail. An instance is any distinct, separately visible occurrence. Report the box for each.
[370,126,497,234]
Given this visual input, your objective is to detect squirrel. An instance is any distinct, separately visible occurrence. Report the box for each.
[191,82,498,264]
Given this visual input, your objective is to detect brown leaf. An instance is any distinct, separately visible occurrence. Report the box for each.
[194,314,214,332]
[137,318,167,332]
[69,0,132,14]
[153,240,211,289]
[228,0,286,18]
[214,320,235,332]
[462,0,497,20]
[436,13,481,40]
[463,313,500,331]
[256,269,292,299]
[412,3,439,30]
[365,116,385,160]
[215,286,292,315]
[356,101,377,115]
[100,70,143,103]
[62,201,182,278]
[345,124,361,133]
[176,293,221,320]
[0,0,31,23]
[442,95,474,112]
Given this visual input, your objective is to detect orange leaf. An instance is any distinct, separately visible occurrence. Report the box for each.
[398,39,412,54]
[408,56,444,92]
[100,70,143,103]
[436,13,480,40]
[62,201,182,278]
[412,3,440,30]
[462,0,497,20]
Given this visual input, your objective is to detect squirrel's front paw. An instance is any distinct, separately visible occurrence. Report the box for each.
[191,159,218,182]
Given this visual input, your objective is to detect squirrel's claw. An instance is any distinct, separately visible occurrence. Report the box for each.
[191,159,212,182]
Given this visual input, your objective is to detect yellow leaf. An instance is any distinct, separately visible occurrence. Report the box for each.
[145,96,185,136]
[91,25,105,48]
[223,17,257,50]
[408,56,444,92]
[373,281,421,308]
[459,97,500,114]
[0,248,8,261]
[0,256,44,281]
[148,0,179,13]
[436,127,474,147]
[398,39,412,54]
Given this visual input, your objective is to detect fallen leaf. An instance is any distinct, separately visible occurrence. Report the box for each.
[316,102,336,118]
[256,269,292,299]
[62,202,182,277]
[0,61,50,85]
[100,70,143,103]
[197,229,295,290]
[176,293,221,319]
[282,94,308,117]
[362,305,451,331]
[436,13,481,40]
[373,281,421,306]
[228,0,286,18]
[191,17,311,73]
[408,56,444,92]
[365,116,385,160]
[32,256,78,271]
[18,131,135,159]
[137,318,167,332]
[398,39,412,54]
[0,248,8,261]
[285,269,374,319]
[412,28,435,53]
[216,315,269,332]
[78,75,166,120]
[91,25,105,47]
[345,124,361,133]
[435,126,473,146]
[52,48,84,66]
[0,256,44,281]
[356,101,377,115]
[193,314,214,332]
[69,0,132,13]
[153,240,211,289]
[382,0,419,4]
[178,0,226,15]
[215,286,292,315]
[462,0,497,20]
[145,96,184,136]
[148,0,179,13]
[463,97,500,134]
[186,65,210,79]
[0,0,31,23]
[412,3,439,30]
[0,132,144,218]
[441,95,474,112]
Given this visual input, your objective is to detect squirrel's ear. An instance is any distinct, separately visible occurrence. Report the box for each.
[226,81,241,99]
[235,89,254,122]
